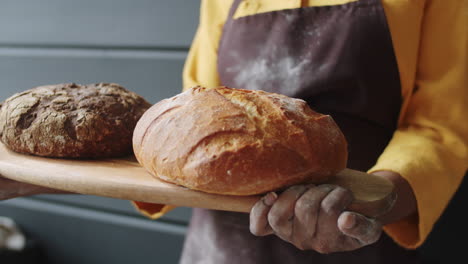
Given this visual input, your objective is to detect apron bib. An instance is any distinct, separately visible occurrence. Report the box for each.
[180,0,421,263]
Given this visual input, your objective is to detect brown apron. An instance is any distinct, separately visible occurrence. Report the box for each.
[180,0,422,263]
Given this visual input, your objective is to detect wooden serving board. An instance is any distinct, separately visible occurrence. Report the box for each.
[0,143,395,218]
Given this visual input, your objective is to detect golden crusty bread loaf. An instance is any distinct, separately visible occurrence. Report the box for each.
[133,86,347,195]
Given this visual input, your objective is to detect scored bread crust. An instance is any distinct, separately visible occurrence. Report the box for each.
[133,86,348,195]
[0,83,151,158]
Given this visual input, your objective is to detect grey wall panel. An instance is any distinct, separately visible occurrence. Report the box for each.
[36,194,192,224]
[0,198,186,264]
[0,47,187,103]
[0,0,200,48]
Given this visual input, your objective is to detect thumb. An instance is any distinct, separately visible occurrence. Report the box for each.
[338,212,382,245]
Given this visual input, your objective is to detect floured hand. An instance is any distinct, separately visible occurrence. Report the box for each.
[0,176,67,200]
[249,184,382,253]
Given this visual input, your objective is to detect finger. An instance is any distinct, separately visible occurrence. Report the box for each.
[320,186,354,216]
[0,178,31,200]
[338,212,382,246]
[0,177,71,200]
[268,185,309,241]
[18,182,68,196]
[293,184,334,248]
[250,192,277,236]
[33,186,72,195]
[316,186,354,238]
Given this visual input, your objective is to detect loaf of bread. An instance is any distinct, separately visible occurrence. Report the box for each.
[133,86,347,195]
[0,83,151,158]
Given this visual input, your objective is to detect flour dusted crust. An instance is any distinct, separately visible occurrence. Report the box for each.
[133,86,348,195]
[0,83,151,158]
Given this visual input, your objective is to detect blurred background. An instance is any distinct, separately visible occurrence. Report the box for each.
[0,0,466,264]
[0,0,199,263]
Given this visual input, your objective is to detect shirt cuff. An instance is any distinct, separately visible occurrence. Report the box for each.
[369,130,466,249]
[131,201,177,220]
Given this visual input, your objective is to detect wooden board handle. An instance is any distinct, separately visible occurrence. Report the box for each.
[326,168,396,218]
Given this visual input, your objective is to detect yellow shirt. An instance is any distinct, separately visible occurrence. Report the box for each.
[135,0,468,249]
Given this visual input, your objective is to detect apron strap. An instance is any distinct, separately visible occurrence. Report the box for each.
[227,0,244,20]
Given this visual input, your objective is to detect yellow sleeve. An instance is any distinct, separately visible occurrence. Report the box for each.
[133,0,233,219]
[182,0,233,91]
[369,0,468,249]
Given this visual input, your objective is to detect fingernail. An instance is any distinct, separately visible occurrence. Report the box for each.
[343,214,356,229]
[320,184,335,192]
[263,192,278,206]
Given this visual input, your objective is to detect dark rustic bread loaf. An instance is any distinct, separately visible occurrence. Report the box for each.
[133,86,348,195]
[0,83,151,158]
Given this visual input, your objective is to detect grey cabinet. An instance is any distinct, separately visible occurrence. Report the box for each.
[0,1,201,263]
